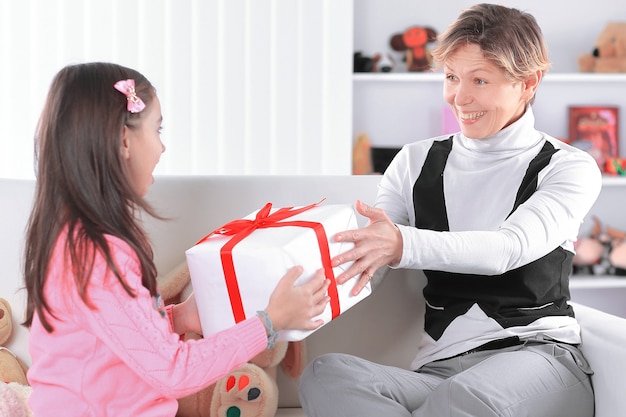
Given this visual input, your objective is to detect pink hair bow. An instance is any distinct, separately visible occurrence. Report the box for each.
[114,79,146,113]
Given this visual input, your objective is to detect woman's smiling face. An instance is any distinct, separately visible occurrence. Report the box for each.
[443,43,538,139]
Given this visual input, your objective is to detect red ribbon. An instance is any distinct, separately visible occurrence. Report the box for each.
[196,201,340,324]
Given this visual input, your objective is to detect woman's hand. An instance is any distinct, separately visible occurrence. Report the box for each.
[265,266,330,332]
[171,292,203,336]
[332,200,403,295]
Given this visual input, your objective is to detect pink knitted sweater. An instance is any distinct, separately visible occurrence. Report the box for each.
[28,232,268,416]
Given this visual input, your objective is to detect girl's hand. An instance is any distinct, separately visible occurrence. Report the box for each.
[265,266,330,332]
[171,292,203,336]
[331,200,403,295]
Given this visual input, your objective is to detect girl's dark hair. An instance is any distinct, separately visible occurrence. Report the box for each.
[23,62,160,332]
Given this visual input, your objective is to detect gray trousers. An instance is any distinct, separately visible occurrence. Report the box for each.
[298,342,594,417]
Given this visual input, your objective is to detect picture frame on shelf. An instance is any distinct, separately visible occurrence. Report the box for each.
[568,106,619,173]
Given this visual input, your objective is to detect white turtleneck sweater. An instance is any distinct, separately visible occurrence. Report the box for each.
[377,107,602,369]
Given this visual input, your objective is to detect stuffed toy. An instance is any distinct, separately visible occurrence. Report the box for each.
[390,26,438,72]
[354,51,375,73]
[579,22,626,73]
[158,262,307,417]
[352,132,373,175]
[573,216,607,274]
[604,224,626,274]
[372,53,396,73]
[0,382,33,417]
[573,216,626,276]
[0,298,33,417]
[354,51,397,73]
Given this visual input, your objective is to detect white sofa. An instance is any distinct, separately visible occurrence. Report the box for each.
[2,175,626,417]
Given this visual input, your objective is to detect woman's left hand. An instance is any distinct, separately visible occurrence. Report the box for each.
[332,200,403,295]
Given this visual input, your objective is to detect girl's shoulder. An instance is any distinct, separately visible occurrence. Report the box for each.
[73,233,142,289]
[102,234,142,275]
[104,234,137,258]
[46,229,143,306]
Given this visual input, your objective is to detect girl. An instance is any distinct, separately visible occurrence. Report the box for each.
[23,62,330,416]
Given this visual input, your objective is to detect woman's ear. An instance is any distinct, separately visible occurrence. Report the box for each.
[522,70,542,102]
[120,126,131,159]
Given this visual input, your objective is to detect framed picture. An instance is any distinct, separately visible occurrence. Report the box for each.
[568,106,619,172]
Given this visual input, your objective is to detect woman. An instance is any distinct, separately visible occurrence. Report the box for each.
[299,4,600,417]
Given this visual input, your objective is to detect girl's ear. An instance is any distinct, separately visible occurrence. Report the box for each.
[120,126,131,159]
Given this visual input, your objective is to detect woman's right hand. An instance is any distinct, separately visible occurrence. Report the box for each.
[331,200,403,295]
[264,266,330,332]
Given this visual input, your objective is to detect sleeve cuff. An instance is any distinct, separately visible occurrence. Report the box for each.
[165,304,176,332]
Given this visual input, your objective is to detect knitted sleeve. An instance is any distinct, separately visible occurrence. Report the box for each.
[73,236,268,398]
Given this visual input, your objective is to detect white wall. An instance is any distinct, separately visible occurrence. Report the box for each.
[0,0,353,180]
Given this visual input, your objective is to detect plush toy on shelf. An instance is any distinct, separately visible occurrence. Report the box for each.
[579,22,626,73]
[354,51,375,73]
[354,51,396,73]
[572,216,626,276]
[606,226,626,274]
[158,262,307,417]
[372,53,396,73]
[0,298,33,417]
[390,26,438,72]
[352,132,373,175]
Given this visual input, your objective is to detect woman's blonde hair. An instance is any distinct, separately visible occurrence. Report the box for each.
[431,3,551,83]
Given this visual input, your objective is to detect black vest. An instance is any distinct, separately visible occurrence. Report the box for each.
[413,138,574,341]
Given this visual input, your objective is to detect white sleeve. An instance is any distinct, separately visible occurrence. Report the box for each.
[379,146,602,275]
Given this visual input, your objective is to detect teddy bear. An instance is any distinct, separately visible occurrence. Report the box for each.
[158,262,306,417]
[579,22,626,73]
[0,382,33,417]
[390,26,438,72]
[572,216,626,276]
[0,298,33,417]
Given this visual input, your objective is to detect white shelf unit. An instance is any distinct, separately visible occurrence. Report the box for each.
[600,176,626,187]
[570,276,626,289]
[570,276,626,318]
[354,72,626,83]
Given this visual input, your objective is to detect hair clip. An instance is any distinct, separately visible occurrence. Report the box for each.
[114,79,146,113]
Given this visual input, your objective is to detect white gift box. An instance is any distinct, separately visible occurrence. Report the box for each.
[185,202,371,341]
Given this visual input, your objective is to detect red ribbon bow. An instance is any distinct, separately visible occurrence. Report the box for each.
[196,201,340,325]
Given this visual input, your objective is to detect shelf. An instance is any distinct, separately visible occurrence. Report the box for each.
[353,72,626,83]
[543,73,626,83]
[353,72,443,82]
[570,275,626,289]
[601,176,626,186]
